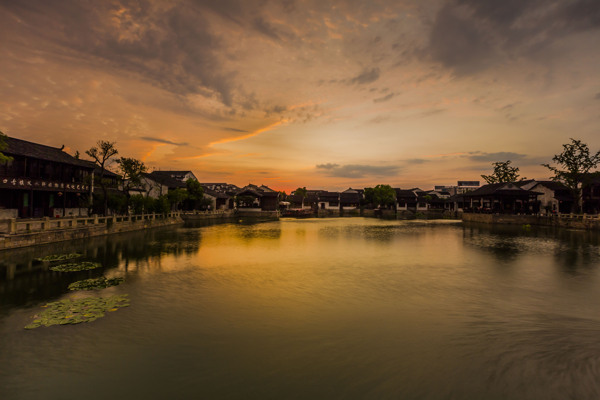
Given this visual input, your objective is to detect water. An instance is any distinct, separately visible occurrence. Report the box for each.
[1,218,600,399]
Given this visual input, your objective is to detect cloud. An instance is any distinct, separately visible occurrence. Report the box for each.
[140,136,188,146]
[467,151,526,162]
[224,127,250,133]
[316,163,400,178]
[427,0,600,75]
[373,93,395,103]
[347,68,381,85]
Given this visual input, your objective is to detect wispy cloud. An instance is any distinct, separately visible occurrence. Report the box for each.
[466,151,526,162]
[209,120,287,146]
[316,163,400,178]
[373,93,395,103]
[140,136,188,146]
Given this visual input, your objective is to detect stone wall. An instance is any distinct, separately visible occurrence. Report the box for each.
[0,216,183,250]
[462,213,600,231]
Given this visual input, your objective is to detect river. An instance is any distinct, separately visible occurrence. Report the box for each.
[1,218,600,399]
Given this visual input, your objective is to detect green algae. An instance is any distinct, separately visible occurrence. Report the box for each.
[68,277,124,291]
[50,262,101,272]
[36,253,82,262]
[24,295,130,329]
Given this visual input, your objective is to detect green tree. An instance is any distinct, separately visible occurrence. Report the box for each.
[0,130,13,163]
[542,138,600,213]
[481,160,523,184]
[86,141,118,215]
[167,188,188,211]
[364,185,396,209]
[116,157,147,197]
[185,179,204,210]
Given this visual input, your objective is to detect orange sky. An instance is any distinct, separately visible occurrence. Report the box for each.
[1,0,599,192]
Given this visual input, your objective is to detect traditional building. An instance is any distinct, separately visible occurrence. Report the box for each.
[150,170,198,183]
[0,136,94,218]
[462,182,540,214]
[518,180,573,214]
[317,191,340,210]
[394,189,417,211]
[235,184,279,211]
[340,188,362,210]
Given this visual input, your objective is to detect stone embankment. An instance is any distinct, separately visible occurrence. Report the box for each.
[0,213,185,250]
[463,213,600,231]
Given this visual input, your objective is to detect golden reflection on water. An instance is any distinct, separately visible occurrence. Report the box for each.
[3,218,600,399]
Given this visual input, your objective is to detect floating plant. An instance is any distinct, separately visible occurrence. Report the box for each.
[35,253,82,262]
[50,262,101,272]
[24,295,130,329]
[68,277,124,291]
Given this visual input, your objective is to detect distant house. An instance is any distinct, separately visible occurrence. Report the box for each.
[317,191,340,210]
[201,183,240,210]
[439,181,480,196]
[462,182,541,214]
[394,189,417,211]
[340,188,362,210]
[0,136,94,218]
[235,184,279,211]
[518,180,573,214]
[147,171,187,191]
[150,170,197,183]
[127,173,169,199]
[287,193,305,209]
[305,190,325,210]
[582,174,600,214]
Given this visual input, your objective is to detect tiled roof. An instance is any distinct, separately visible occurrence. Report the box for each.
[4,136,94,169]
[148,171,186,188]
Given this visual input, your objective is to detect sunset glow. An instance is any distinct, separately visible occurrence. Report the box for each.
[1,0,599,192]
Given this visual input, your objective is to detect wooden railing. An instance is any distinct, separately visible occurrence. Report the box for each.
[1,212,182,235]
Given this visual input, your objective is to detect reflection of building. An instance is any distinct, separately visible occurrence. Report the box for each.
[0,136,94,218]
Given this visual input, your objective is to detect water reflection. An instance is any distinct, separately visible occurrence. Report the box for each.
[1,218,600,399]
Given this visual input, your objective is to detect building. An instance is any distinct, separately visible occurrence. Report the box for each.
[462,182,540,214]
[518,180,573,214]
[235,184,279,211]
[150,170,198,183]
[340,188,362,210]
[0,136,94,218]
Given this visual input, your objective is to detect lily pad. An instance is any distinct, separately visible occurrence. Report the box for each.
[25,295,130,329]
[36,253,82,262]
[50,262,101,272]
[68,277,124,291]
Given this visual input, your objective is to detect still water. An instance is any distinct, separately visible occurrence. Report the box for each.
[1,218,600,399]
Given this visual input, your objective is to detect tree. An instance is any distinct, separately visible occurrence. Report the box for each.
[542,138,600,213]
[86,141,118,215]
[0,130,13,163]
[185,179,204,210]
[365,184,396,209]
[481,160,523,184]
[167,188,188,211]
[116,157,147,197]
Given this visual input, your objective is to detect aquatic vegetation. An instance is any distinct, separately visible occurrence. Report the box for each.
[36,253,82,262]
[50,262,101,272]
[68,277,124,291]
[24,295,130,329]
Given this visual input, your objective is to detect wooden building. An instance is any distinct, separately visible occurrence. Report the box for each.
[0,136,94,218]
[462,182,541,214]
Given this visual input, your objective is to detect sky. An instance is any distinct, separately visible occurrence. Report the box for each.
[1,0,599,192]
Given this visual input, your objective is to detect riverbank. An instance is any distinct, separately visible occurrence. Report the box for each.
[463,212,600,231]
[0,213,186,251]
